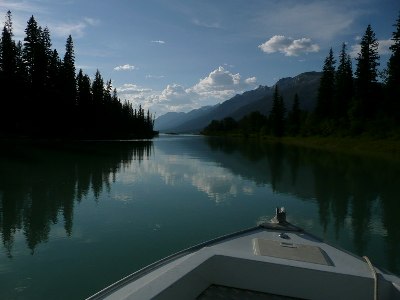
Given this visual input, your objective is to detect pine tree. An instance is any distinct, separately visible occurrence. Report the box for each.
[0,11,17,132]
[91,69,104,130]
[288,93,301,136]
[0,11,16,78]
[58,35,76,133]
[334,43,353,124]
[0,12,155,139]
[76,69,93,133]
[386,12,400,123]
[23,16,41,87]
[315,48,336,121]
[353,24,380,121]
[270,85,286,137]
[62,35,76,98]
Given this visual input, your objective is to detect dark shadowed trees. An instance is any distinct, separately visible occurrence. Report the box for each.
[287,93,302,136]
[351,24,380,128]
[386,13,400,123]
[270,85,286,137]
[334,43,353,126]
[315,48,336,122]
[0,12,156,139]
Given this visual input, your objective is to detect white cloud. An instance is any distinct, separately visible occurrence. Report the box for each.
[189,66,256,100]
[83,17,100,26]
[245,77,257,84]
[192,18,221,29]
[118,66,257,115]
[350,39,394,58]
[146,74,165,79]
[159,84,191,103]
[151,40,166,44]
[378,39,394,55]
[117,84,152,95]
[0,0,42,12]
[51,17,100,38]
[114,64,137,71]
[254,2,360,41]
[259,35,320,56]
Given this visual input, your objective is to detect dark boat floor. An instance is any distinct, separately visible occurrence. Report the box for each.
[197,285,303,300]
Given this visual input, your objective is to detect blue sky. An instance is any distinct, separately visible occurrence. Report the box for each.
[1,0,399,116]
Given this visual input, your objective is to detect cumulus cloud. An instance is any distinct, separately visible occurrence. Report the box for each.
[159,84,192,104]
[245,77,257,84]
[118,66,257,115]
[259,35,320,56]
[114,64,137,71]
[188,66,257,100]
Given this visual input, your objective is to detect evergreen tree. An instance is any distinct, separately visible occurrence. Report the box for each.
[315,48,336,121]
[334,43,353,124]
[23,16,50,132]
[59,35,76,133]
[1,12,155,139]
[270,85,286,137]
[353,24,380,121]
[23,16,41,87]
[0,11,17,132]
[76,69,93,133]
[91,69,105,131]
[92,69,104,104]
[386,12,400,123]
[287,93,301,136]
[0,11,16,78]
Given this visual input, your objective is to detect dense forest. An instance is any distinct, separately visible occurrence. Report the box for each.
[0,12,156,139]
[202,13,400,138]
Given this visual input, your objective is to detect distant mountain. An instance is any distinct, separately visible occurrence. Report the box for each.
[230,71,321,120]
[155,71,321,133]
[155,106,214,132]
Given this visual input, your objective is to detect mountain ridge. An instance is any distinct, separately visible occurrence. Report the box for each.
[155,71,321,133]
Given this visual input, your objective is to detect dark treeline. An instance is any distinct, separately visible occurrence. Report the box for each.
[0,12,156,139]
[0,141,153,256]
[203,14,400,138]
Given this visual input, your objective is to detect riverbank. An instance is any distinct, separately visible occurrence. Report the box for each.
[205,133,400,161]
[260,135,400,161]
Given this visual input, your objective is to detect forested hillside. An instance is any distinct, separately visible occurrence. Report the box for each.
[0,12,156,139]
[203,14,400,138]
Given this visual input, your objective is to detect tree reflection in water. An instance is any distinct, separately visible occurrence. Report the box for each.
[0,141,153,257]
[205,137,400,273]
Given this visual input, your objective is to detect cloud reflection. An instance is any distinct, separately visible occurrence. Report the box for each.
[116,150,254,204]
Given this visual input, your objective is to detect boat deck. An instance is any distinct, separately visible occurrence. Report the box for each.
[87,224,400,300]
[197,285,302,300]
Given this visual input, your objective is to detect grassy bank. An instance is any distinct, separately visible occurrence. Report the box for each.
[260,135,400,161]
[206,132,400,161]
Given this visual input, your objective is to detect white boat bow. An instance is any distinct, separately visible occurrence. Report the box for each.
[87,208,400,300]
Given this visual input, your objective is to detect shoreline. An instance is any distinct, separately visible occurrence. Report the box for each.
[205,134,400,161]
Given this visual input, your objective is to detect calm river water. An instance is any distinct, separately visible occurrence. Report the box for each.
[0,135,399,299]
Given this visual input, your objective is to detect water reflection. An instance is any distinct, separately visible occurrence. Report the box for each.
[0,141,152,257]
[205,137,400,273]
[0,137,399,275]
